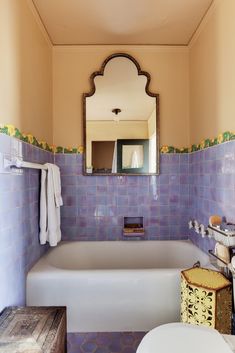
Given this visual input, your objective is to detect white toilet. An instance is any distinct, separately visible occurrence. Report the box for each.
[137,323,235,353]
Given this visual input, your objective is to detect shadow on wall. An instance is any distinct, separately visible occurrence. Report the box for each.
[0,0,52,143]
[189,0,235,143]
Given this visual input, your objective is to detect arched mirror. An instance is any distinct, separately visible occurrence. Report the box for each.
[83,53,159,175]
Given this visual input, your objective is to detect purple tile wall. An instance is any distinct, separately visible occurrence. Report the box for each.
[55,153,190,241]
[1,132,234,314]
[189,141,235,253]
[0,133,52,312]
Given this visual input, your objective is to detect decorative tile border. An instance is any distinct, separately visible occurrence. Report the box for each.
[0,124,84,154]
[190,131,235,152]
[1,124,235,154]
[160,131,235,153]
[0,124,54,152]
[160,146,189,154]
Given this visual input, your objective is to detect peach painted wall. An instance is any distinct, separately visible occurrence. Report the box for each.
[0,0,53,143]
[53,46,189,148]
[189,0,235,145]
[1,1,234,148]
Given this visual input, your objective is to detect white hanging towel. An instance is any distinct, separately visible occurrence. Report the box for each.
[131,150,139,168]
[111,141,117,173]
[39,163,63,246]
[39,169,47,245]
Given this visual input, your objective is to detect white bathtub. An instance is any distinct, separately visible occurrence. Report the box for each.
[26,240,211,332]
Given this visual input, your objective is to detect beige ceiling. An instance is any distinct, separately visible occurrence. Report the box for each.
[32,0,213,45]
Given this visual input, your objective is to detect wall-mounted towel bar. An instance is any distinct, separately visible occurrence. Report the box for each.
[2,155,47,171]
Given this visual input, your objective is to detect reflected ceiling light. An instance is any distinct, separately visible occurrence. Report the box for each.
[112,108,121,115]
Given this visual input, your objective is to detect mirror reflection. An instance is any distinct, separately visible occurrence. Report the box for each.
[84,54,159,175]
[122,145,144,169]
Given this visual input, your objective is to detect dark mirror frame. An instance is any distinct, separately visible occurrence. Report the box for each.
[83,53,160,176]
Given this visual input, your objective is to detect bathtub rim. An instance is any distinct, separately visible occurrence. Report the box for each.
[27,239,211,274]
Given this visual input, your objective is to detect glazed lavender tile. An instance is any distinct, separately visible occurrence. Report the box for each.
[55,153,67,165]
[61,206,78,218]
[160,153,169,164]
[180,184,189,195]
[149,217,160,225]
[204,146,215,161]
[0,133,11,154]
[159,160,171,174]
[138,185,150,195]
[96,176,109,185]
[62,226,78,240]
[180,153,189,163]
[205,160,217,174]
[127,176,140,186]
[159,184,169,194]
[158,175,169,185]
[169,174,180,184]
[168,154,180,164]
[180,164,189,174]
[117,195,128,206]
[62,217,77,227]
[180,175,189,185]
[169,183,180,194]
[60,164,78,176]
[65,154,79,165]
[169,194,180,203]
[61,175,78,186]
[63,194,77,207]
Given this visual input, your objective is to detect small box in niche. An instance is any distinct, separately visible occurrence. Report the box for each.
[123,216,144,237]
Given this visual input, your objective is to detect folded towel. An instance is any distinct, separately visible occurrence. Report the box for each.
[39,163,63,246]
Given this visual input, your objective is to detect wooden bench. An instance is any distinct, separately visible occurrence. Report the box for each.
[0,306,67,353]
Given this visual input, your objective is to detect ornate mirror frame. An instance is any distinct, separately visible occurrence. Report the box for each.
[83,53,160,176]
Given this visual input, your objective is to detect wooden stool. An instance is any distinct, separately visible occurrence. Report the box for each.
[0,306,67,353]
[181,267,232,334]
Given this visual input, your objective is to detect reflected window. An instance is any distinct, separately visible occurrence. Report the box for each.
[122,145,144,169]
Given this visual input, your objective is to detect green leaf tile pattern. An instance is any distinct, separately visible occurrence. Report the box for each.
[1,124,235,154]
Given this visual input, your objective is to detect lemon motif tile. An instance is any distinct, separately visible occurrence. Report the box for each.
[1,124,235,154]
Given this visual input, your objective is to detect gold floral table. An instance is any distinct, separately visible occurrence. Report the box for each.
[0,306,67,353]
[181,267,232,334]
